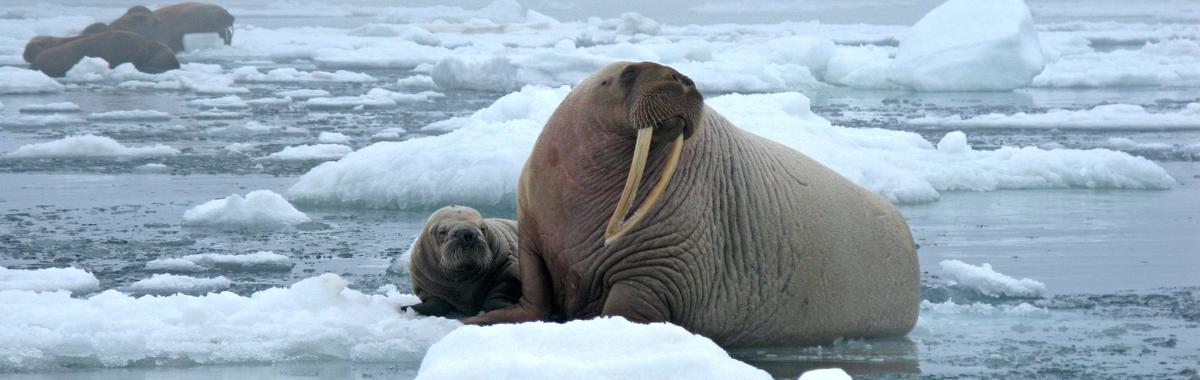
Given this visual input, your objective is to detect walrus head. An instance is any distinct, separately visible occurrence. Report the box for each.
[23,36,59,65]
[423,206,496,274]
[575,61,704,245]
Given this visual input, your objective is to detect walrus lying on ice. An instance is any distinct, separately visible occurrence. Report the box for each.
[31,31,180,77]
[466,61,920,348]
[405,206,521,317]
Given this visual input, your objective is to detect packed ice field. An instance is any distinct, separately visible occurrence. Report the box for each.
[1,0,1199,379]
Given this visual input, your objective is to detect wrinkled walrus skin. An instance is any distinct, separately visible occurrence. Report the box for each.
[31,31,180,77]
[407,206,521,318]
[466,61,920,348]
[153,2,235,51]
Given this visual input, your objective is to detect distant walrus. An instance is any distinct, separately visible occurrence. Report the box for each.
[22,23,111,65]
[405,206,521,317]
[109,5,173,47]
[466,61,920,348]
[153,2,235,51]
[32,31,180,77]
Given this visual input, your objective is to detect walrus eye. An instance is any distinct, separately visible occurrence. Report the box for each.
[437,227,448,238]
[620,67,638,86]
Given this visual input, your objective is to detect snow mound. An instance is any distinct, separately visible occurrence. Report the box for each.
[259,144,353,161]
[189,96,249,109]
[0,274,460,371]
[18,102,81,113]
[0,67,64,94]
[889,0,1044,91]
[146,252,295,272]
[939,260,1046,298]
[909,103,1200,129]
[87,110,172,122]
[231,67,376,83]
[127,274,232,295]
[416,317,770,380]
[4,135,180,158]
[0,266,99,294]
[289,87,1174,209]
[182,190,311,230]
[318,132,351,144]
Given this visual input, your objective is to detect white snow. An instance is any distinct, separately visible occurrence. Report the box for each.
[189,96,250,109]
[799,369,854,380]
[225,142,258,153]
[276,89,332,99]
[0,274,460,371]
[939,260,1047,298]
[0,266,99,294]
[86,110,172,122]
[182,190,311,230]
[305,89,442,110]
[318,132,352,144]
[397,75,439,89]
[64,59,248,94]
[18,102,81,113]
[145,252,295,272]
[416,317,771,380]
[208,121,279,137]
[290,86,1175,209]
[259,144,353,161]
[230,67,376,83]
[888,0,1044,91]
[1034,39,1200,88]
[4,135,180,158]
[909,103,1200,129]
[127,274,232,295]
[0,67,64,94]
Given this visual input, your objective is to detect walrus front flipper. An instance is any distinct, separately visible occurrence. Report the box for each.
[404,298,455,317]
[480,279,521,312]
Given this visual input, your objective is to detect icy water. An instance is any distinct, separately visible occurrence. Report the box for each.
[3,1,1200,379]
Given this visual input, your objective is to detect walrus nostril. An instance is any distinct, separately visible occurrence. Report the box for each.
[454,229,479,245]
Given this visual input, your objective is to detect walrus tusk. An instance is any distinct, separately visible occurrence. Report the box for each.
[604,129,684,246]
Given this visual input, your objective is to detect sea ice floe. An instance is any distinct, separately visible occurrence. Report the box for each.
[4,135,180,158]
[938,260,1046,298]
[1034,39,1200,88]
[189,95,250,109]
[259,144,354,161]
[18,102,81,113]
[0,67,64,94]
[318,132,352,144]
[0,114,83,128]
[416,317,771,380]
[182,190,310,230]
[127,274,232,295]
[276,89,332,99]
[145,252,295,272]
[0,266,99,294]
[909,103,1200,129]
[230,67,376,83]
[195,109,248,119]
[86,110,172,122]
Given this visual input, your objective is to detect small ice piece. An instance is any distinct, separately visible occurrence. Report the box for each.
[396,74,438,89]
[318,132,351,144]
[231,67,376,83]
[919,299,1049,317]
[209,121,275,137]
[18,102,81,113]
[939,260,1046,298]
[0,114,83,128]
[146,251,294,272]
[615,12,662,35]
[188,96,249,109]
[246,96,292,106]
[0,266,99,294]
[371,127,408,140]
[936,131,971,153]
[225,142,257,153]
[798,368,853,380]
[195,109,247,119]
[258,144,353,161]
[4,135,180,158]
[135,163,170,172]
[276,89,331,100]
[1104,138,1173,151]
[127,274,232,295]
[181,190,311,230]
[0,67,65,94]
[908,103,1200,129]
[416,317,771,380]
[87,110,172,122]
[889,0,1044,91]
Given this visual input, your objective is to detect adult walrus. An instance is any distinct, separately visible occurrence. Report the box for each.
[465,61,920,348]
[32,31,180,77]
[405,206,521,318]
[22,23,111,65]
[153,2,235,52]
[109,5,173,47]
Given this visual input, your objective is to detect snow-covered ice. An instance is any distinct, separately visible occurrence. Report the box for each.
[0,274,460,371]
[0,114,83,128]
[189,96,250,109]
[0,67,64,94]
[87,110,172,122]
[0,266,99,294]
[127,274,232,295]
[276,89,331,99]
[318,132,352,144]
[416,317,771,380]
[259,144,353,161]
[230,67,376,83]
[939,260,1047,298]
[145,252,295,272]
[909,103,1200,129]
[4,135,180,159]
[182,190,311,230]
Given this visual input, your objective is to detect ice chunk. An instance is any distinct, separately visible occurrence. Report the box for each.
[225,142,258,153]
[0,114,83,128]
[305,89,441,110]
[936,131,971,153]
[318,132,351,144]
[18,102,81,113]
[348,24,440,46]
[920,299,1049,317]
[0,266,99,294]
[889,0,1044,91]
[195,109,247,119]
[189,96,249,109]
[799,369,853,380]
[396,75,438,89]
[87,110,172,122]
[127,274,232,295]
[259,144,353,161]
[146,252,295,272]
[0,274,460,371]
[615,12,661,35]
[416,317,770,380]
[208,121,277,137]
[1103,138,1173,152]
[276,89,331,99]
[246,96,293,106]
[0,67,64,94]
[231,67,376,83]
[909,103,1200,129]
[1034,40,1200,88]
[182,190,311,230]
[939,260,1046,298]
[4,135,180,158]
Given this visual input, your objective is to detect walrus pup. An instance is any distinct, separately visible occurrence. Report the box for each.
[32,31,180,77]
[153,2,235,51]
[406,206,521,317]
[466,61,920,348]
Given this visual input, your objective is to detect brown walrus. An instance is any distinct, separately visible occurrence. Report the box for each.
[404,206,521,318]
[153,2,235,51]
[109,5,173,47]
[31,31,180,77]
[22,23,111,65]
[465,61,920,348]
